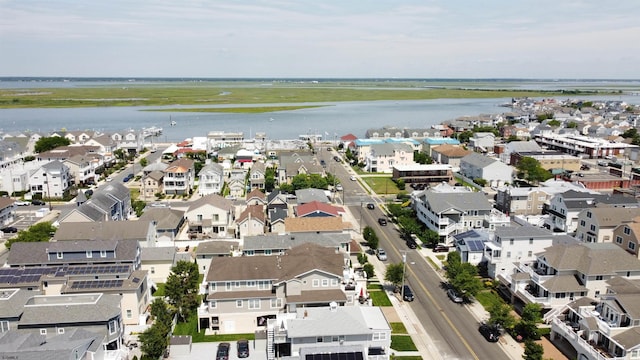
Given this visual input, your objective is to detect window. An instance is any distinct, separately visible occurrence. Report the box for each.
[100,250,107,258]
[236,300,243,308]
[150,267,155,274]
[625,226,631,235]
[209,300,217,309]
[590,225,596,231]
[57,328,65,334]
[506,251,511,258]
[616,236,623,244]
[630,242,637,251]
[86,250,92,258]
[248,299,260,309]
[509,239,514,245]
[126,310,132,318]
[0,321,9,332]
[245,250,255,256]
[527,251,533,257]
[210,283,217,292]
[586,211,592,218]
[56,252,63,259]
[596,275,603,281]
[234,281,240,288]
[258,281,270,290]
[529,238,533,245]
[331,279,338,286]
[226,282,233,291]
[40,329,47,335]
[270,298,283,308]
[264,249,272,255]
[313,279,320,287]
[580,220,586,227]
[108,320,118,334]
[316,337,323,343]
[372,332,387,341]
[321,279,329,287]
[247,281,256,288]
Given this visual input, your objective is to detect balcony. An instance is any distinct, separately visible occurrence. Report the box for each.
[516,263,553,285]
[551,317,625,360]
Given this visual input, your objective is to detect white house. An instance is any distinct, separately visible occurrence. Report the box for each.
[197,162,225,196]
[459,152,513,188]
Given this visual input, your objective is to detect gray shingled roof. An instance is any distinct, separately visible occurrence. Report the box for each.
[7,239,139,266]
[495,226,553,238]
[613,326,640,349]
[196,240,240,255]
[295,188,329,205]
[19,293,121,325]
[53,221,153,241]
[0,289,40,318]
[539,243,640,275]
[287,306,388,337]
[138,207,185,230]
[0,328,99,360]
[188,193,234,212]
[243,233,350,252]
[421,190,491,214]
[141,246,176,262]
[461,152,497,168]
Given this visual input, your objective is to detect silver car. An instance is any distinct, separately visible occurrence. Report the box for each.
[376,248,387,261]
[447,288,463,303]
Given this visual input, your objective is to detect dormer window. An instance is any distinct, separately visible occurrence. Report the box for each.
[56,252,63,259]
[86,251,92,258]
[100,250,107,258]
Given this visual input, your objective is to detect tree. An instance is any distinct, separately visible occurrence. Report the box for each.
[363,263,375,279]
[414,151,433,165]
[139,157,148,167]
[384,263,405,289]
[445,252,483,297]
[150,298,173,329]
[363,226,379,250]
[488,303,516,330]
[265,167,276,192]
[522,339,544,360]
[139,323,169,360]
[515,303,543,341]
[5,222,56,250]
[164,261,200,322]
[547,119,561,127]
[34,136,71,153]
[422,229,440,248]
[566,121,577,128]
[516,157,552,185]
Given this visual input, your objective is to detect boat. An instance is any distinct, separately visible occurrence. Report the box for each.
[142,126,163,137]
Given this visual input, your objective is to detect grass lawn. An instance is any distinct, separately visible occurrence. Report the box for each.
[390,322,408,334]
[367,283,383,290]
[475,290,505,311]
[369,290,392,307]
[391,335,418,351]
[152,283,165,297]
[173,314,255,342]
[394,357,422,360]
[425,257,440,270]
[362,176,399,195]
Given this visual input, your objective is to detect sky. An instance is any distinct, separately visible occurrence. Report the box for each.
[1,0,639,79]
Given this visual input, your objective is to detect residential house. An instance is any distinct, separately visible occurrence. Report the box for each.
[29,160,71,199]
[140,170,164,200]
[285,217,350,235]
[469,132,495,152]
[246,188,267,206]
[550,277,640,360]
[227,172,246,199]
[269,207,288,234]
[544,191,639,234]
[295,188,329,205]
[267,190,292,212]
[199,243,350,334]
[243,233,353,256]
[52,220,157,247]
[185,194,235,238]
[392,164,454,187]
[268,305,391,360]
[138,207,186,243]
[485,226,576,280]
[412,186,508,243]
[612,218,640,258]
[459,152,513,187]
[194,240,239,276]
[495,180,597,216]
[163,158,195,195]
[509,243,640,312]
[237,205,266,237]
[0,197,15,228]
[453,230,490,265]
[59,182,132,223]
[198,162,225,196]
[0,291,126,359]
[510,151,581,172]
[430,144,471,168]
[250,161,267,190]
[64,154,98,186]
[422,137,461,157]
[575,208,640,243]
[364,143,414,173]
[141,247,191,283]
[295,201,343,218]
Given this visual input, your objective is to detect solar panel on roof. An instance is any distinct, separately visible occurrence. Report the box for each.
[466,239,485,252]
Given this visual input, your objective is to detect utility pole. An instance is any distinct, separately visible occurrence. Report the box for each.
[401,251,407,301]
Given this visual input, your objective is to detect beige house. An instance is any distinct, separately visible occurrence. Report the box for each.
[612,217,640,258]
[575,208,640,243]
[185,194,236,238]
[198,243,350,334]
[284,217,350,234]
[163,158,195,195]
[236,204,266,237]
[140,170,164,200]
[194,240,239,276]
[431,144,471,168]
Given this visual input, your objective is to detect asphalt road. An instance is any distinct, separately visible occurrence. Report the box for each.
[318,146,509,360]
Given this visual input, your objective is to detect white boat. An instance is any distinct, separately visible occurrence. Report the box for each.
[142,126,163,137]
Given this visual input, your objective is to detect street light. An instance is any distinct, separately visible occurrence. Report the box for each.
[43,172,52,211]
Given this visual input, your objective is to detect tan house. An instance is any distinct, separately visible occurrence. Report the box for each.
[185,194,235,238]
[237,204,266,237]
[246,188,267,206]
[612,217,640,258]
[198,243,350,334]
[285,216,351,234]
[431,144,471,168]
[575,208,640,243]
[163,158,195,195]
[140,170,164,200]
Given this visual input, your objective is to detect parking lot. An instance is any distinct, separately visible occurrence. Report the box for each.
[170,339,267,360]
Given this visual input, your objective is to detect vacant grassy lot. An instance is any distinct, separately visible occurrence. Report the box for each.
[369,289,393,307]
[475,290,506,311]
[362,176,399,195]
[173,314,254,342]
[390,322,408,334]
[391,335,418,351]
[0,81,576,109]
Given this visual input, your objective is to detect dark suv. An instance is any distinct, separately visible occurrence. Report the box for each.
[31,199,45,206]
[216,342,230,360]
[378,218,387,226]
[237,339,250,358]
[402,285,414,302]
[478,323,500,342]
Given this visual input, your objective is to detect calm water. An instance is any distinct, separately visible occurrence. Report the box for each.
[1,78,639,140]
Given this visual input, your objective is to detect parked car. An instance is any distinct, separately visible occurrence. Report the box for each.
[350,175,356,181]
[433,244,450,253]
[376,248,387,261]
[1,226,18,233]
[402,285,414,302]
[320,160,326,167]
[366,203,375,210]
[237,339,250,358]
[14,200,30,206]
[378,217,387,226]
[406,238,417,249]
[335,184,343,191]
[478,323,500,342]
[216,342,230,360]
[333,155,341,162]
[84,189,94,197]
[447,288,464,303]
[31,199,45,206]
